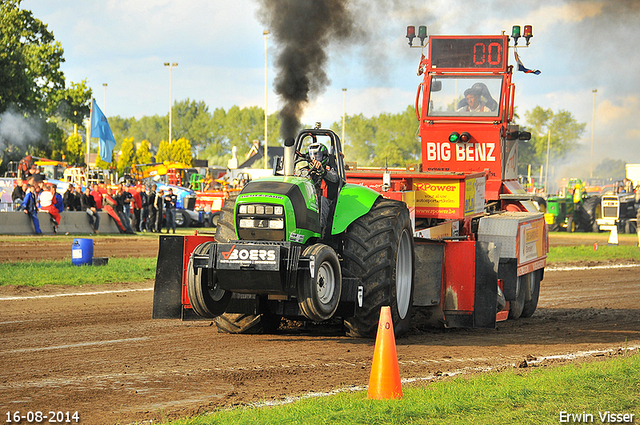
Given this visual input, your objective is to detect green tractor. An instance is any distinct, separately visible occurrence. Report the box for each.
[184,128,414,338]
[544,178,600,232]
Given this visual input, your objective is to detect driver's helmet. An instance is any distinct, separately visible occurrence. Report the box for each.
[308,143,329,166]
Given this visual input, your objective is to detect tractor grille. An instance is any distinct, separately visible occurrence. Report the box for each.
[602,206,618,219]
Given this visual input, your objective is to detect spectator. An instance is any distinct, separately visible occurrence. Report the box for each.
[39,184,61,234]
[91,184,103,210]
[147,184,157,232]
[102,187,126,233]
[18,155,34,180]
[115,185,135,234]
[154,189,164,232]
[12,181,28,211]
[21,184,42,234]
[63,184,76,211]
[80,186,100,233]
[130,185,143,232]
[140,186,149,232]
[73,185,83,211]
[164,188,177,234]
[25,164,41,181]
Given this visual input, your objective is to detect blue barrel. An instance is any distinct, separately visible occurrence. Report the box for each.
[72,238,94,266]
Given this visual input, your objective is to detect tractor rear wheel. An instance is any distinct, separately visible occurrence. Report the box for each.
[186,242,231,317]
[215,195,237,241]
[342,198,414,338]
[213,195,280,334]
[520,271,541,318]
[566,216,576,233]
[297,244,342,322]
[508,273,528,320]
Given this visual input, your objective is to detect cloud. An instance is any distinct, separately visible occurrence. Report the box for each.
[597,97,639,125]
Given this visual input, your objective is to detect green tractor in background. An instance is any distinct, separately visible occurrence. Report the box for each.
[186,127,414,338]
[545,178,600,232]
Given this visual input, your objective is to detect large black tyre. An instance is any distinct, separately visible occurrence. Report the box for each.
[175,210,191,228]
[209,212,220,228]
[566,216,576,233]
[214,310,281,334]
[508,273,529,320]
[520,271,541,318]
[186,241,231,317]
[297,244,342,321]
[583,196,601,233]
[213,194,280,334]
[342,198,415,338]
[625,220,637,234]
[214,195,237,242]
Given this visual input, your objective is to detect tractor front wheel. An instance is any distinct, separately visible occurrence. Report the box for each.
[213,196,281,334]
[186,242,231,318]
[297,244,342,322]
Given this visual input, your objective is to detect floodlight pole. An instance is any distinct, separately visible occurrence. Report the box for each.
[264,30,269,169]
[164,62,178,144]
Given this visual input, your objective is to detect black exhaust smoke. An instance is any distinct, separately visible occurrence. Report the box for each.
[257,0,359,139]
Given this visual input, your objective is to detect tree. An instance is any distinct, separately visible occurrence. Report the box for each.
[135,139,153,165]
[155,140,171,163]
[170,137,193,165]
[173,99,212,145]
[65,133,84,165]
[520,106,586,175]
[331,106,420,167]
[0,0,65,116]
[117,137,136,174]
[594,158,626,181]
[55,80,91,127]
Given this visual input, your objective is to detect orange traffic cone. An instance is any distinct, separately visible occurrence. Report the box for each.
[367,306,402,399]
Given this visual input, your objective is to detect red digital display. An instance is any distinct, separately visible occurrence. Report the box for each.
[430,37,507,70]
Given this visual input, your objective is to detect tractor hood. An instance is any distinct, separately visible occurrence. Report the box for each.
[236,176,321,240]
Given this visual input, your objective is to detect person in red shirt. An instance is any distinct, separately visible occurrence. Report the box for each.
[129,185,143,232]
[91,184,103,210]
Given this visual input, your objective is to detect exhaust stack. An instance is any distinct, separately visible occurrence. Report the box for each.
[283,137,295,176]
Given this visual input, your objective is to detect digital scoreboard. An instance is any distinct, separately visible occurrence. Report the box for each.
[430,37,507,71]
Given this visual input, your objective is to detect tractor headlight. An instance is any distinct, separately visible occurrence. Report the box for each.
[238,203,283,216]
[269,219,284,229]
[237,203,285,229]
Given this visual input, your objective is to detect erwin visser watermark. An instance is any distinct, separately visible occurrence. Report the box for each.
[560,411,635,423]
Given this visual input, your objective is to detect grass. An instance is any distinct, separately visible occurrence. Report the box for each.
[546,243,640,264]
[162,352,640,425]
[1,238,639,287]
[0,257,156,286]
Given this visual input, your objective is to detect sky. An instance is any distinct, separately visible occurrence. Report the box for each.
[24,0,640,169]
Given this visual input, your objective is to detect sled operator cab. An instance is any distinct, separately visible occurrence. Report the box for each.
[415,33,533,207]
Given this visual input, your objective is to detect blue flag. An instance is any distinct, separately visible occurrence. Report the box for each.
[514,51,541,75]
[91,98,117,162]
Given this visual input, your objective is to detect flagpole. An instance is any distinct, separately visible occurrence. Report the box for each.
[87,98,93,161]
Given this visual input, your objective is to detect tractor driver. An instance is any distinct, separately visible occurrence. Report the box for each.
[457,82,497,113]
[307,143,339,234]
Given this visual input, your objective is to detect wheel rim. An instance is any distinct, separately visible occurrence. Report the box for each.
[396,229,413,319]
[316,262,336,307]
[206,273,226,302]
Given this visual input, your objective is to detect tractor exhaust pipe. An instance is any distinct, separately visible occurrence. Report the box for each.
[284,137,295,176]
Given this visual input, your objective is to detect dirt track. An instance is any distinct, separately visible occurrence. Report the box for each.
[0,234,639,424]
